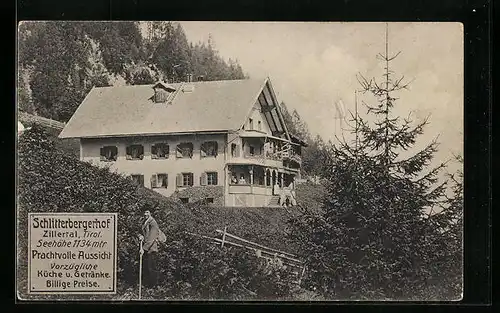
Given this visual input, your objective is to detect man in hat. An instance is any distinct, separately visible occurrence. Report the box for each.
[139,210,160,287]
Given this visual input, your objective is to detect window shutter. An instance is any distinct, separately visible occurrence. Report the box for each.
[214,142,219,156]
[176,174,183,187]
[235,144,240,157]
[189,173,194,186]
[100,148,105,161]
[200,172,207,186]
[176,145,182,158]
[150,174,157,188]
[163,174,168,187]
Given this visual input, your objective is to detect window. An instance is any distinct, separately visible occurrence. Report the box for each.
[249,118,254,130]
[151,173,168,188]
[205,198,214,204]
[126,144,144,160]
[183,173,193,186]
[200,141,218,157]
[207,172,218,185]
[151,143,169,159]
[249,146,255,156]
[255,167,265,186]
[179,197,189,204]
[258,174,265,186]
[100,146,118,161]
[176,142,193,158]
[177,173,194,187]
[258,120,262,131]
[231,143,240,157]
[131,174,144,186]
[201,172,218,186]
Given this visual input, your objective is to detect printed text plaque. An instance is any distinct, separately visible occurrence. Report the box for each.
[28,213,117,294]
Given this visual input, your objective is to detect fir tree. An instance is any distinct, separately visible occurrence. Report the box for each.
[291,109,311,142]
[422,154,463,298]
[289,24,460,300]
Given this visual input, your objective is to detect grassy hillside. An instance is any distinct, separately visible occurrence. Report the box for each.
[17,125,305,300]
[295,182,327,214]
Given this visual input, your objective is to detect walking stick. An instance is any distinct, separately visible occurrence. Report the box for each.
[138,237,144,300]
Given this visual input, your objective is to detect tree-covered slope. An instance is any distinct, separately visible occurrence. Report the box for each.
[18,21,247,122]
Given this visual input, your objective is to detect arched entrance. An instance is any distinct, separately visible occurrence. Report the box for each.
[266,169,271,186]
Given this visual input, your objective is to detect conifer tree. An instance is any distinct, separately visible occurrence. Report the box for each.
[291,109,311,142]
[422,154,463,298]
[289,24,460,300]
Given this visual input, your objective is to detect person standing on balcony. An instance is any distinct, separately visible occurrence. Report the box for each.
[231,174,238,185]
[239,174,246,184]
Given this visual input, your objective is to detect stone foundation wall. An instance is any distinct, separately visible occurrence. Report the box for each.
[170,186,224,206]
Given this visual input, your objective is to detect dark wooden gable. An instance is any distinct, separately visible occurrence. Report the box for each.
[257,81,290,139]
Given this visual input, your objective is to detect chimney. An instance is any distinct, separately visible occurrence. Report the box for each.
[197,75,204,82]
[186,73,193,83]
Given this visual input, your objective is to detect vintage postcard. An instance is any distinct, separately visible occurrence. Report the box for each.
[16,21,463,301]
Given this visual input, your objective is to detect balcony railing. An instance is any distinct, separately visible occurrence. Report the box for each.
[231,148,302,167]
[281,150,302,165]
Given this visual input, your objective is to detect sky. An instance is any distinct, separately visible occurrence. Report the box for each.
[176,22,463,173]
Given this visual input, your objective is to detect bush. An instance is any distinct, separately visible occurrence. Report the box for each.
[148,228,296,300]
[17,126,297,300]
[181,204,301,255]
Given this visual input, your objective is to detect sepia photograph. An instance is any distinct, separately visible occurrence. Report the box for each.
[17,21,463,301]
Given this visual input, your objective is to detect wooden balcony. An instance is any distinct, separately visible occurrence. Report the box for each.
[280,150,302,165]
[228,153,283,168]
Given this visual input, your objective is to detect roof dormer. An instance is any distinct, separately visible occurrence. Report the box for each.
[152,81,176,103]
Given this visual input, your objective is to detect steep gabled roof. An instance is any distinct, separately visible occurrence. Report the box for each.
[59,79,268,138]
